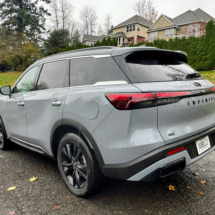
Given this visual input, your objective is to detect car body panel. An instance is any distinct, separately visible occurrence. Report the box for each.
[1,93,27,140]
[24,88,68,155]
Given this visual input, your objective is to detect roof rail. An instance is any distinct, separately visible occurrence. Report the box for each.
[41,46,118,60]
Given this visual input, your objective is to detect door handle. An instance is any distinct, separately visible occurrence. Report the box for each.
[52,101,62,107]
[17,101,25,107]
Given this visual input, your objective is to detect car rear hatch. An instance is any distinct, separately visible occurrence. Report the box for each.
[114,50,215,145]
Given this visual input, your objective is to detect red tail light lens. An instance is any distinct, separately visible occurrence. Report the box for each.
[167,146,185,156]
[106,93,156,110]
[211,87,215,91]
[156,92,190,99]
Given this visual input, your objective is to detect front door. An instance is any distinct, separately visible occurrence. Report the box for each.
[25,60,69,155]
[2,66,39,140]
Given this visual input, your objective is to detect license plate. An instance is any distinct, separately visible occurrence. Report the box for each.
[196,136,211,155]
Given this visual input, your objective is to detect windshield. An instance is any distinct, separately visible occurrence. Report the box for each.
[125,51,203,83]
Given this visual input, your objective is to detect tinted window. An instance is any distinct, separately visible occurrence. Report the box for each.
[123,51,203,83]
[37,60,68,90]
[13,66,39,94]
[70,57,128,87]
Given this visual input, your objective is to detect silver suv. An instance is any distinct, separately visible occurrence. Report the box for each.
[1,46,215,197]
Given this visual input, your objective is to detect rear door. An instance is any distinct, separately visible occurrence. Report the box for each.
[24,60,69,154]
[115,51,215,144]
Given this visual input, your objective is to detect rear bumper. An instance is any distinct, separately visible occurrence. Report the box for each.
[101,126,215,181]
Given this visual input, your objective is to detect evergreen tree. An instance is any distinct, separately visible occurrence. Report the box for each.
[72,30,81,45]
[0,0,50,42]
[45,29,70,55]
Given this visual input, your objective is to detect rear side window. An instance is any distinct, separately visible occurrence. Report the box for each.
[37,60,68,90]
[120,51,203,83]
[70,57,128,87]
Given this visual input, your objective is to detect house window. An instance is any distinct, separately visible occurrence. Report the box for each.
[154,31,158,38]
[170,28,174,37]
[117,37,121,45]
[165,28,174,37]
[127,25,136,32]
[149,31,157,41]
[137,25,140,31]
[130,25,132,32]
[150,32,154,42]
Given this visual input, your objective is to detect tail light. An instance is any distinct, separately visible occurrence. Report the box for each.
[167,146,185,156]
[106,87,215,110]
[106,93,156,110]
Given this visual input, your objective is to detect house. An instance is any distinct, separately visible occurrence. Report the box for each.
[83,15,153,46]
[147,8,215,42]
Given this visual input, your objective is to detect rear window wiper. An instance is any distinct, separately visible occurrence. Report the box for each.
[186,73,201,79]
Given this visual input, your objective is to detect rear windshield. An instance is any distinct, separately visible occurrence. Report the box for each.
[124,51,203,83]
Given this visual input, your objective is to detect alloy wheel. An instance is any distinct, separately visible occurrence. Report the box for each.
[61,142,88,189]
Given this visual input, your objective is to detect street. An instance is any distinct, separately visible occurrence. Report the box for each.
[0,144,215,215]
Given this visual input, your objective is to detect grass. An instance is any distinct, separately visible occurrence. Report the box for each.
[198,71,215,84]
[0,72,23,87]
[0,71,214,88]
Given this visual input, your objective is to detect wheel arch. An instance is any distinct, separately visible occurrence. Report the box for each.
[0,115,8,138]
[50,119,104,166]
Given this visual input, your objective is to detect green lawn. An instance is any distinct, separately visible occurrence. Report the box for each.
[198,71,215,84]
[0,72,23,87]
[0,71,214,88]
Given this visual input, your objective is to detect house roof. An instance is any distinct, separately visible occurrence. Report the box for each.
[194,8,215,21]
[83,35,101,42]
[174,9,215,26]
[84,32,127,43]
[148,8,214,32]
[113,15,153,29]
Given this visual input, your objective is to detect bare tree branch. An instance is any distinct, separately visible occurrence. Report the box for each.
[104,13,112,34]
[133,0,158,22]
[49,0,60,30]
[80,6,97,35]
[59,0,74,30]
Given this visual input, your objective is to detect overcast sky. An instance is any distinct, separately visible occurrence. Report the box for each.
[69,0,215,27]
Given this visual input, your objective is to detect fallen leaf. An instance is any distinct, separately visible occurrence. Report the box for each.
[195,172,200,176]
[168,185,176,191]
[114,211,117,214]
[0,156,3,158]
[29,176,38,182]
[187,187,191,189]
[201,180,206,185]
[52,206,60,211]
[119,212,123,214]
[199,192,204,196]
[7,186,16,191]
[8,211,16,215]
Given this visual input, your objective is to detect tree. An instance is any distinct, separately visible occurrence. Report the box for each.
[97,25,105,36]
[108,25,114,34]
[45,29,70,55]
[133,0,158,22]
[0,0,51,42]
[80,6,97,35]
[72,30,81,45]
[59,0,74,30]
[104,13,112,34]
[49,0,60,30]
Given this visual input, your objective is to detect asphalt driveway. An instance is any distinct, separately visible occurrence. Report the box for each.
[1,144,215,215]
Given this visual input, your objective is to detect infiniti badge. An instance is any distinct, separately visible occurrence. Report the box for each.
[193,82,201,87]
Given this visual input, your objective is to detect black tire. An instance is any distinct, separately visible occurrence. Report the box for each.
[0,118,11,150]
[57,133,104,197]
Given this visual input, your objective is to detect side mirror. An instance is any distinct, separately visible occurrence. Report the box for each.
[0,85,11,96]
